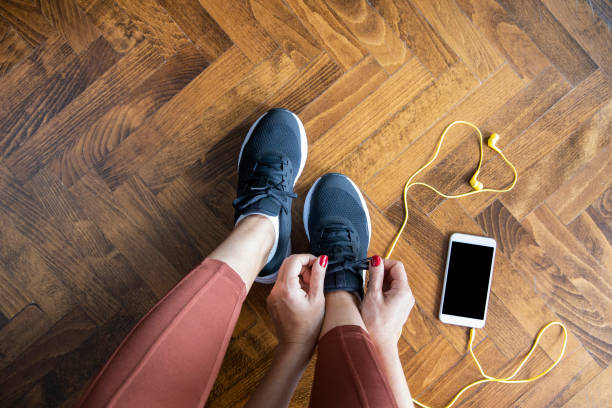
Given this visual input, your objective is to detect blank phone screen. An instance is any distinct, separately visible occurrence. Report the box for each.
[442,242,494,320]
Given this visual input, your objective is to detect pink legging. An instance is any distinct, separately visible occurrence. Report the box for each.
[77,259,397,407]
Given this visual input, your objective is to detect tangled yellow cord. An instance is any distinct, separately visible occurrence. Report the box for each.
[383,121,568,408]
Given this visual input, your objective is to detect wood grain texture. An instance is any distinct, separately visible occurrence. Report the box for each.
[543,0,612,79]
[157,0,232,62]
[456,0,551,81]
[0,0,55,47]
[411,0,505,80]
[40,0,100,53]
[0,19,32,77]
[370,0,457,76]
[495,0,598,85]
[0,2,610,406]
[547,147,612,225]
[364,63,523,210]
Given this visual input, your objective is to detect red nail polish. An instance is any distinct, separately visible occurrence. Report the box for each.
[319,255,328,268]
[371,255,381,267]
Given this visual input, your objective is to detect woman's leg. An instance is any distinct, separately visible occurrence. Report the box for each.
[309,291,398,408]
[77,215,274,408]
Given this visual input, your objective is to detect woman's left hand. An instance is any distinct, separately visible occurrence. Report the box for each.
[267,254,327,354]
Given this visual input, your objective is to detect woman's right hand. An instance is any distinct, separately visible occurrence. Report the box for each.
[361,256,415,349]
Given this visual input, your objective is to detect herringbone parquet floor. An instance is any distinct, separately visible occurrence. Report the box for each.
[0,0,610,406]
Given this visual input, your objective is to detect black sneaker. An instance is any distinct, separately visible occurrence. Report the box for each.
[233,108,307,283]
[303,173,371,299]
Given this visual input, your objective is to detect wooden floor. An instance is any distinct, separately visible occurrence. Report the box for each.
[0,0,610,406]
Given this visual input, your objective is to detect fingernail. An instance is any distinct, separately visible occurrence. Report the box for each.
[371,255,381,267]
[319,255,328,268]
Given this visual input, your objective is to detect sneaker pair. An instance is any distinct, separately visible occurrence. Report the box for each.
[233,109,371,299]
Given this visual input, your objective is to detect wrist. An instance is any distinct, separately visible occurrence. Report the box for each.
[372,338,399,357]
[275,342,314,364]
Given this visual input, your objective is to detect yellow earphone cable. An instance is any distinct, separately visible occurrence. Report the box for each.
[382,120,567,408]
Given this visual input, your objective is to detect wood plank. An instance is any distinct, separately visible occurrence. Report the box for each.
[5,40,165,182]
[370,0,457,76]
[157,0,232,62]
[411,0,504,80]
[27,169,158,319]
[0,19,32,77]
[461,69,612,217]
[568,211,612,271]
[69,173,183,298]
[457,346,552,407]
[415,337,506,407]
[0,305,53,371]
[364,63,523,211]
[479,201,612,366]
[135,48,322,192]
[0,308,96,406]
[114,0,190,58]
[198,0,278,63]
[156,176,232,257]
[0,36,73,119]
[138,52,343,193]
[0,36,119,158]
[402,335,463,396]
[543,0,612,79]
[547,145,612,225]
[299,56,388,144]
[561,363,612,408]
[0,258,30,319]
[0,166,119,325]
[335,61,478,187]
[431,199,586,360]
[40,0,100,53]
[495,0,597,85]
[369,200,488,354]
[298,57,432,190]
[95,46,254,189]
[408,66,571,215]
[76,0,144,54]
[590,0,612,27]
[325,0,410,73]
[112,176,204,273]
[513,344,602,408]
[456,0,551,81]
[250,0,321,68]
[51,42,209,187]
[586,187,612,244]
[501,100,611,220]
[284,0,366,70]
[0,215,75,323]
[0,0,55,47]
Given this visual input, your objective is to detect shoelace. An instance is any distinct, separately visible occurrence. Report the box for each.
[233,158,297,214]
[318,225,371,275]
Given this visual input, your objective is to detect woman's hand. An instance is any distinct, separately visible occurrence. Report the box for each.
[267,254,327,354]
[361,256,415,349]
[247,254,327,408]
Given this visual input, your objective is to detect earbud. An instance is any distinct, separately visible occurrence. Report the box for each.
[488,133,500,149]
[470,174,483,191]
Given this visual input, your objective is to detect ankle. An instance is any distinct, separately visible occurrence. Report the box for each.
[236,214,275,246]
[320,290,366,338]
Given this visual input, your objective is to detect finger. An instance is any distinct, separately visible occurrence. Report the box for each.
[278,254,316,284]
[308,255,327,299]
[388,261,408,288]
[366,255,384,296]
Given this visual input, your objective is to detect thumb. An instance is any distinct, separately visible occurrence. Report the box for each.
[309,255,327,300]
[366,255,384,296]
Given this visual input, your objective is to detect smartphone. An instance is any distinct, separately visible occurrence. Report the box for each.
[439,233,496,328]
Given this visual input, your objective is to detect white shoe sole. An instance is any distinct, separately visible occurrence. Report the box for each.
[237,109,307,284]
